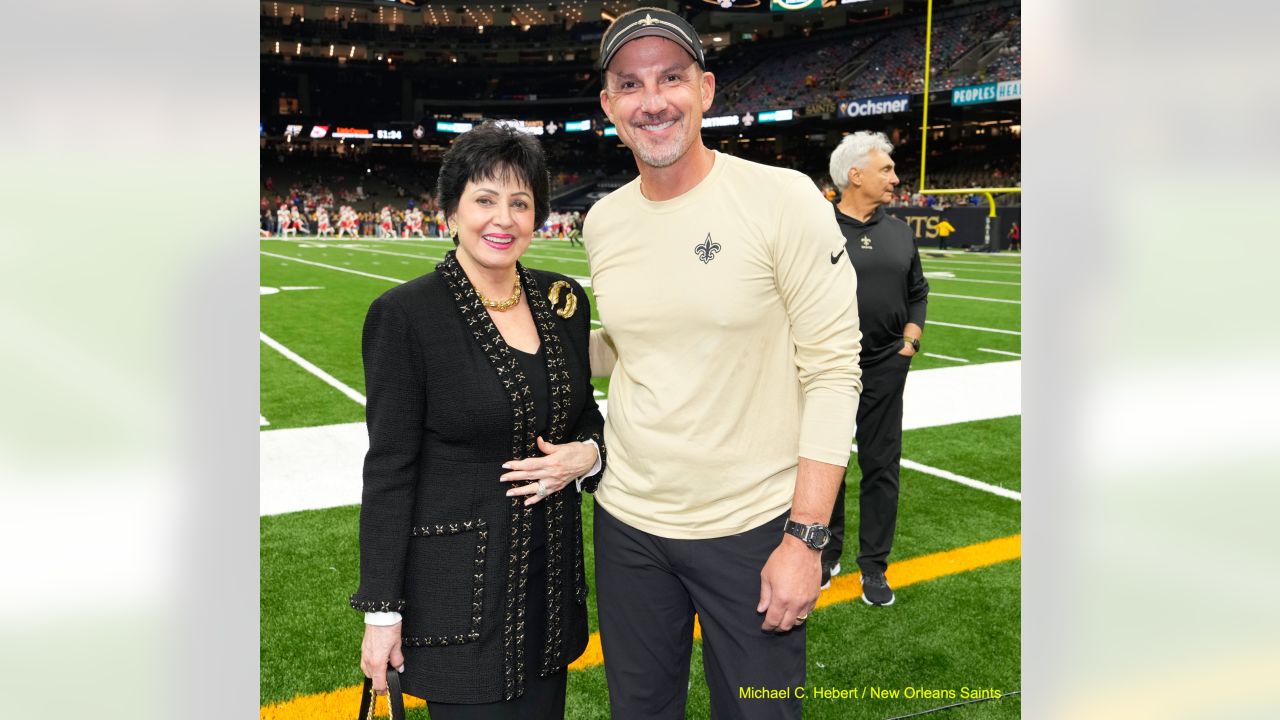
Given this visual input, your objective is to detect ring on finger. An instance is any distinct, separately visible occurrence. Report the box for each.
[536,480,547,498]
[795,615,808,625]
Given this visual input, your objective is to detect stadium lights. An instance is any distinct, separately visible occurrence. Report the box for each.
[329,44,334,56]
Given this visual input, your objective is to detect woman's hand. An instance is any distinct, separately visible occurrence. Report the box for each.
[361,622,405,695]
[501,436,599,505]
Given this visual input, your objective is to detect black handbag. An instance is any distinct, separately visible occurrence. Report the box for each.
[356,666,406,720]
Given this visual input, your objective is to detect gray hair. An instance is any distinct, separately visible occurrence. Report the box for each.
[829,131,894,191]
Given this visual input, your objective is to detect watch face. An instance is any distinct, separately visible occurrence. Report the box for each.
[811,526,831,549]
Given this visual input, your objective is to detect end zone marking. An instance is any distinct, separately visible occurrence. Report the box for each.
[261,332,367,407]
[259,535,1020,719]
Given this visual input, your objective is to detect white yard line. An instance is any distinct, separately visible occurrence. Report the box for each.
[932,292,1021,305]
[924,276,1021,287]
[262,251,406,283]
[284,244,592,287]
[260,332,367,407]
[929,320,1021,336]
[852,444,1022,502]
[345,240,590,267]
[920,261,1022,274]
[340,246,444,261]
[978,347,1022,358]
[262,361,1021,515]
[923,352,969,363]
[920,249,1021,262]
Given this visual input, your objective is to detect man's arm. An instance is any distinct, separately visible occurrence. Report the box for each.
[758,175,863,632]
[589,326,617,379]
[902,236,929,355]
[758,457,845,632]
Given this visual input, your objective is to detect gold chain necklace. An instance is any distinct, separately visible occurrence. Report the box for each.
[476,275,522,311]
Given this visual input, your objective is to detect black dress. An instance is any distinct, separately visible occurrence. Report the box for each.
[429,345,564,719]
[350,252,605,709]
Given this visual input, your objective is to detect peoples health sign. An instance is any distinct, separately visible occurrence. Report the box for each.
[837,94,911,118]
[952,79,1021,106]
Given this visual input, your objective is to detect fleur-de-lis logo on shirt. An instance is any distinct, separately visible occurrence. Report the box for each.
[694,234,721,264]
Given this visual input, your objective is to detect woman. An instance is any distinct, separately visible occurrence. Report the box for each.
[351,122,605,718]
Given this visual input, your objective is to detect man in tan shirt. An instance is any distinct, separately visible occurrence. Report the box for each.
[585,8,862,719]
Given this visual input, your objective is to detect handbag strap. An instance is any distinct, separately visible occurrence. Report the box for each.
[357,667,406,720]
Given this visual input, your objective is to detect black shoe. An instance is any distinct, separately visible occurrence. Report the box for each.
[860,572,895,606]
[820,562,841,590]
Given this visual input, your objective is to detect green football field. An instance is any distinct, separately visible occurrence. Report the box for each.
[260,236,1022,719]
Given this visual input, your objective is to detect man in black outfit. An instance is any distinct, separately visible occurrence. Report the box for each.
[824,131,930,606]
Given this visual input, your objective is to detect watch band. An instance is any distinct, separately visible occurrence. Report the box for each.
[905,336,920,352]
[783,519,831,550]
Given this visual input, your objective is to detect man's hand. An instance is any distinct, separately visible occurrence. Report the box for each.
[361,622,405,695]
[757,534,821,632]
[898,339,917,357]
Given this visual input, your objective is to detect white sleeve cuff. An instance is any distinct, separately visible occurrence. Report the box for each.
[575,438,602,492]
[365,611,403,626]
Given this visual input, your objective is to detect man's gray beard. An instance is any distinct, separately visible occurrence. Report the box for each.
[631,119,687,168]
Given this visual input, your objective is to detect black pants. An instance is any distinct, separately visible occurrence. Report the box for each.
[826,353,911,575]
[594,504,805,720]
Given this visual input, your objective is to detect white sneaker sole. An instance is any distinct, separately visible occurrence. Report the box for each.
[861,592,896,607]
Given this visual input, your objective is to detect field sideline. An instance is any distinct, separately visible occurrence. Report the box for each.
[260,236,1022,719]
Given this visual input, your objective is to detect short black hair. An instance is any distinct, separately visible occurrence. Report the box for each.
[435,122,551,241]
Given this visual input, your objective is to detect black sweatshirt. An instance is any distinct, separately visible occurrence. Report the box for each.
[834,204,930,367]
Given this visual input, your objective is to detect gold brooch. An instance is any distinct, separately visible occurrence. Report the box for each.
[547,280,578,319]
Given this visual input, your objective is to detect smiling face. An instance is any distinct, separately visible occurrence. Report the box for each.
[600,36,715,171]
[450,170,536,274]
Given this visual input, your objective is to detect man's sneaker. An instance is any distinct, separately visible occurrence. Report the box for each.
[820,562,841,591]
[860,572,895,606]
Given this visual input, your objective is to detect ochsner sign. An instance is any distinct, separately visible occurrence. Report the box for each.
[837,94,911,118]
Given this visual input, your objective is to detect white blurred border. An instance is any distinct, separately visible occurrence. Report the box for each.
[1025,1,1280,718]
[0,2,258,718]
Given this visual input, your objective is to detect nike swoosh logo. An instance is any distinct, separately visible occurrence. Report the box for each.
[830,249,846,264]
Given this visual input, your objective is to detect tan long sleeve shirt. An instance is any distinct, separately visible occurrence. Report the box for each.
[584,151,862,539]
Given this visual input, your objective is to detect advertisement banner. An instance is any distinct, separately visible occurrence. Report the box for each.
[770,0,828,10]
[951,83,998,106]
[996,79,1020,101]
[837,94,911,118]
[885,206,1021,250]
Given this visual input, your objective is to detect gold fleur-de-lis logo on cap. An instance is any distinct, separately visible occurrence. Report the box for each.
[641,13,656,25]
[547,280,578,319]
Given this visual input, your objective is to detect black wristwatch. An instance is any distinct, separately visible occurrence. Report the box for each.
[783,519,831,551]
[904,336,920,353]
